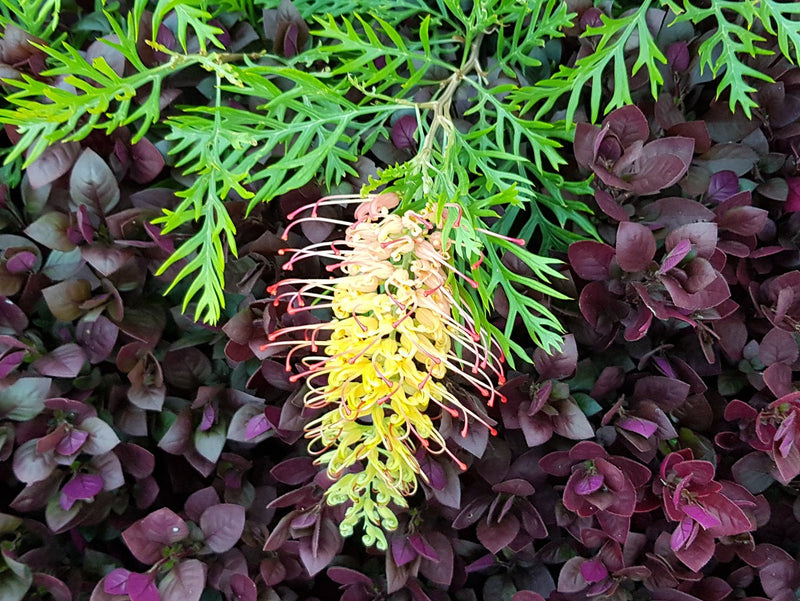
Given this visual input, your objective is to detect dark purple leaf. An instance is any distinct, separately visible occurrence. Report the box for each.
[245,411,272,441]
[615,221,656,272]
[12,439,56,483]
[69,148,120,215]
[418,531,454,586]
[327,567,373,587]
[567,241,615,280]
[229,574,256,601]
[580,559,609,583]
[391,536,418,567]
[533,334,577,380]
[603,105,650,148]
[477,513,520,554]
[199,404,215,431]
[270,457,317,485]
[391,115,417,149]
[552,398,595,440]
[200,503,246,553]
[76,315,119,363]
[129,137,165,184]
[759,327,799,366]
[115,443,155,479]
[298,519,341,576]
[86,36,126,76]
[617,416,658,438]
[273,0,309,57]
[707,170,738,203]
[0,350,25,379]
[717,205,768,236]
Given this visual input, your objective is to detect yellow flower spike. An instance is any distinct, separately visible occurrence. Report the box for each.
[262,193,507,549]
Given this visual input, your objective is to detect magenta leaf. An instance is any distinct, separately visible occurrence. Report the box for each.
[199,404,215,432]
[55,428,89,456]
[660,238,692,274]
[580,559,608,583]
[573,473,604,496]
[127,572,159,601]
[104,569,131,595]
[199,503,246,553]
[617,416,658,438]
[60,473,103,510]
[682,504,722,530]
[707,170,739,203]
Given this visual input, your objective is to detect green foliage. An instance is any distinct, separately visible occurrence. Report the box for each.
[515,2,665,124]
[0,0,60,39]
[662,0,800,116]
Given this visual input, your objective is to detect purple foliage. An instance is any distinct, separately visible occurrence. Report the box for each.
[1,5,800,601]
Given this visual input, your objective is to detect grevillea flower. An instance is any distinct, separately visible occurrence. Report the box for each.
[263,192,505,549]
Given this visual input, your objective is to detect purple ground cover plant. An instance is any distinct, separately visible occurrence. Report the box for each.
[1,1,800,601]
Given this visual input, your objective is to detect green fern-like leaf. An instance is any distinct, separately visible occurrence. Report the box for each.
[514,2,665,124]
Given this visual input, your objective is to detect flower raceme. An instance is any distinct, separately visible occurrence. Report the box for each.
[262,192,506,549]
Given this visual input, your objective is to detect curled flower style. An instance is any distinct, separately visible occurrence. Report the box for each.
[262,192,505,549]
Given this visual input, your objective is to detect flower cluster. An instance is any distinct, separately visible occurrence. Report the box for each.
[263,193,504,549]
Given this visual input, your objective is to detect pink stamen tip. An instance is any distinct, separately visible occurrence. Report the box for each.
[447,407,459,418]
[420,438,429,448]
[289,374,302,383]
[489,428,498,436]
[498,376,506,385]
[487,399,494,408]
[259,344,268,351]
[456,459,468,471]
[281,233,289,241]
[461,421,469,438]
[471,255,484,270]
